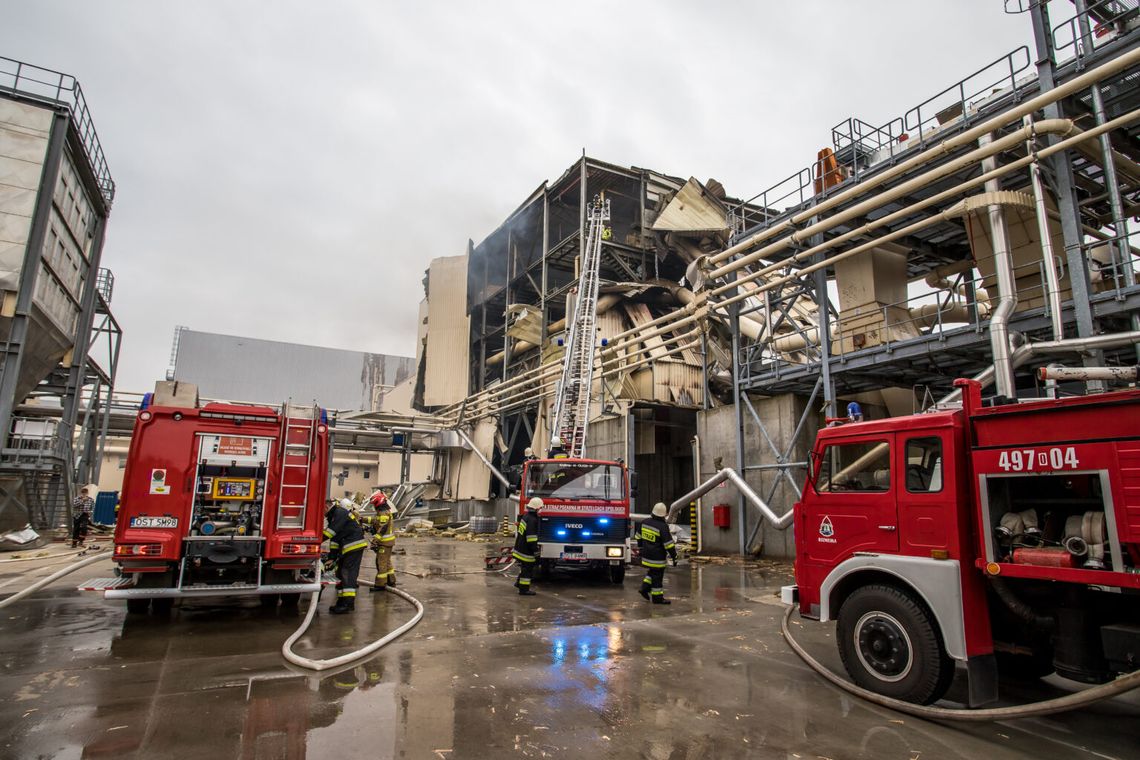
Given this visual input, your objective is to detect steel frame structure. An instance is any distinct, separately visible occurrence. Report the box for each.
[720,2,1140,554]
[0,57,121,530]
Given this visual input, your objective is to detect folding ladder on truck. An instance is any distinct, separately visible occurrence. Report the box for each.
[551,194,610,459]
[278,403,319,529]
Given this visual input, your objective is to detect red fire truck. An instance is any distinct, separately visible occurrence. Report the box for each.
[80,385,331,613]
[520,457,632,583]
[786,378,1140,705]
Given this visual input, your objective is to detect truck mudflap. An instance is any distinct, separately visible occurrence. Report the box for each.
[78,572,337,599]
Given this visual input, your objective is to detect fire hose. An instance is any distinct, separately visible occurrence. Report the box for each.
[281,545,518,670]
[780,604,1140,721]
[0,551,111,609]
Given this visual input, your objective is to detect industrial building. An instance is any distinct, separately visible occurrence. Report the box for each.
[4,3,1140,758]
[0,56,121,533]
[410,1,1140,561]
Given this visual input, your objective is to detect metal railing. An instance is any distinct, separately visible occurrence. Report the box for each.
[1053,0,1140,63]
[0,56,116,207]
[902,46,1033,143]
[95,268,114,304]
[729,45,1033,243]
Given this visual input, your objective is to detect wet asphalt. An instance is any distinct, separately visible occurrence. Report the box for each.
[1,537,1138,760]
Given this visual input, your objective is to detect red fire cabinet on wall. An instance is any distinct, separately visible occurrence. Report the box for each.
[712,504,731,529]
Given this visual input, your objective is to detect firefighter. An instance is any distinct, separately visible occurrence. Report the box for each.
[367,490,397,590]
[513,497,542,595]
[523,447,537,461]
[548,437,568,459]
[637,502,678,604]
[323,497,368,614]
[71,487,94,548]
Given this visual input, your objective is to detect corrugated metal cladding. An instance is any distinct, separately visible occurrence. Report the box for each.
[173,330,414,411]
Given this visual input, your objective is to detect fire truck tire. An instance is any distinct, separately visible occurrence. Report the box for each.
[152,598,174,615]
[837,584,953,705]
[259,594,279,608]
[608,564,625,584]
[280,593,301,608]
[126,598,151,614]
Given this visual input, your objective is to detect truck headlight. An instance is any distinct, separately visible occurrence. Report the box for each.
[606,546,623,558]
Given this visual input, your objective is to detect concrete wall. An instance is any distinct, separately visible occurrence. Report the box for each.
[695,393,817,558]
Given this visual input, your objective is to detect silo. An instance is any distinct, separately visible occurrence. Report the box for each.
[0,58,116,532]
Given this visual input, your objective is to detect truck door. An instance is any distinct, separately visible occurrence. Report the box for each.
[803,435,898,565]
[896,433,952,554]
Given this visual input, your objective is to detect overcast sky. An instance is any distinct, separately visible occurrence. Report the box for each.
[4,1,1034,391]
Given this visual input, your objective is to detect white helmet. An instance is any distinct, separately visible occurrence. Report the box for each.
[339,498,355,511]
[527,497,543,511]
[550,436,563,448]
[652,502,668,518]
[524,447,535,457]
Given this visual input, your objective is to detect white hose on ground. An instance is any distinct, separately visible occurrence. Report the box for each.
[0,551,111,609]
[281,576,424,671]
[781,605,1140,721]
[0,547,89,563]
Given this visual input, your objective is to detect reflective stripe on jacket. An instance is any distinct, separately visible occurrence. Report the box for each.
[512,511,541,558]
[325,506,366,555]
[637,516,677,565]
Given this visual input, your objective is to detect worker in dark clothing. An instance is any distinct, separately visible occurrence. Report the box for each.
[512,497,543,595]
[637,502,678,604]
[323,497,368,614]
[548,437,569,459]
[71,487,94,548]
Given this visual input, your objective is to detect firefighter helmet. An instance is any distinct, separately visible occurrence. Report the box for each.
[339,497,355,511]
[369,491,390,509]
[550,436,563,448]
[652,502,668,518]
[526,497,543,511]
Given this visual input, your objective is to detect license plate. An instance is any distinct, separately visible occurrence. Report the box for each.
[559,552,587,560]
[130,516,178,528]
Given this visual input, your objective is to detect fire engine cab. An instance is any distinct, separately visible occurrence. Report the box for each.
[80,382,331,613]
[786,378,1140,705]
[520,457,632,583]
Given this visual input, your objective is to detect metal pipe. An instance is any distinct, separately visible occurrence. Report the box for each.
[667,467,794,531]
[980,133,1018,400]
[1038,365,1138,382]
[454,427,513,492]
[712,109,1137,305]
[707,44,1140,268]
[941,330,1140,402]
[1025,116,1065,341]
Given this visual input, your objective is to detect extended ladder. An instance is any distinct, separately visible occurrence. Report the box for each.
[550,194,610,458]
[277,402,319,529]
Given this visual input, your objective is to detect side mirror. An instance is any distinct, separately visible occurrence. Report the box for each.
[629,470,639,499]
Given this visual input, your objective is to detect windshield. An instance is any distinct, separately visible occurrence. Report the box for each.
[526,462,624,502]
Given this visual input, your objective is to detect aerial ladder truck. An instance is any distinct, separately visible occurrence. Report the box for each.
[518,195,634,583]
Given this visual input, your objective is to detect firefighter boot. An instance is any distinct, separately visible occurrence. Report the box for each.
[387,574,397,588]
[651,596,671,605]
[639,580,651,601]
[329,597,356,614]
[519,586,537,596]
[369,584,385,593]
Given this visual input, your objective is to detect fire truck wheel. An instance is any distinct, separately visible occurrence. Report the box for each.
[152,598,174,615]
[280,593,301,609]
[837,584,953,705]
[126,598,151,614]
[608,564,625,584]
[260,594,280,608]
